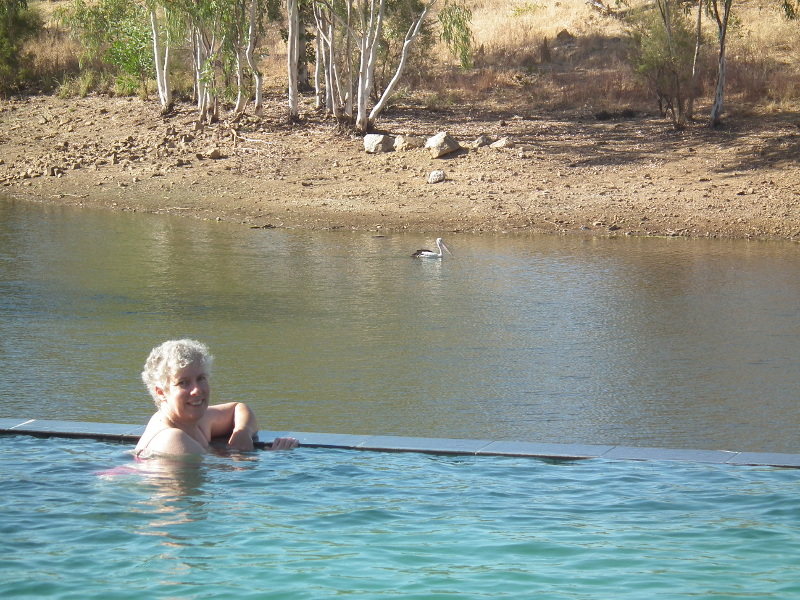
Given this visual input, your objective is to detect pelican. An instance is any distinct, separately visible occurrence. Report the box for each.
[412,238,452,258]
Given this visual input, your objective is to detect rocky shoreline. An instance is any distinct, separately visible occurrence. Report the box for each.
[2,94,800,241]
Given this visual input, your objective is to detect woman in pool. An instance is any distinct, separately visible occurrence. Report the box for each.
[135,339,298,457]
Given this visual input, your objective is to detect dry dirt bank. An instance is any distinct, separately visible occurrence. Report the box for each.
[2,94,800,240]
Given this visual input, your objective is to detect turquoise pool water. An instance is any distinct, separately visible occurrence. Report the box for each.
[1,435,798,599]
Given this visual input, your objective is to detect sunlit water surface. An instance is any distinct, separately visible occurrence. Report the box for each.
[1,198,799,452]
[1,435,798,599]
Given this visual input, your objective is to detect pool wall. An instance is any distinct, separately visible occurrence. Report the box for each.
[2,417,799,467]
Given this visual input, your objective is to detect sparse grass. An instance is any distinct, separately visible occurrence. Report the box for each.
[442,0,800,115]
[113,73,144,98]
[19,25,81,92]
[55,68,118,98]
[723,2,800,104]
[20,0,800,117]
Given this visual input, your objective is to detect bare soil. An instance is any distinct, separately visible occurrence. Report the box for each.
[2,93,800,240]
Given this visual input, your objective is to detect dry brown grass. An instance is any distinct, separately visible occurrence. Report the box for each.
[468,0,628,50]
[21,0,800,116]
[453,0,800,114]
[22,25,81,91]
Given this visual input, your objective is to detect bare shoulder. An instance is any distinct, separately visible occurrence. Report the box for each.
[136,418,207,457]
[134,413,167,453]
[147,428,207,456]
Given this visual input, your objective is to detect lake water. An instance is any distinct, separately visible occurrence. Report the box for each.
[1,197,799,452]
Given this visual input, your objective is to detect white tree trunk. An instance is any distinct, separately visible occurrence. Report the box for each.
[312,5,337,116]
[233,0,263,116]
[711,52,726,126]
[287,0,300,119]
[710,0,731,127]
[312,0,434,130]
[194,28,207,119]
[345,0,354,119]
[687,0,703,120]
[234,49,247,114]
[194,28,220,123]
[314,33,324,110]
[149,8,172,114]
[355,0,385,133]
[369,2,432,122]
[244,0,263,115]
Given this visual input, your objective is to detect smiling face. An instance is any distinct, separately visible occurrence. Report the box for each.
[156,360,211,426]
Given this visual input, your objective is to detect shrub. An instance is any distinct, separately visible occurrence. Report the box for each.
[0,0,44,93]
[56,0,154,96]
[628,2,697,127]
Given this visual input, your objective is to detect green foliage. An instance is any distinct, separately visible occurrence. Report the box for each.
[115,72,144,97]
[512,3,544,18]
[78,68,97,96]
[57,0,154,94]
[628,2,696,121]
[374,0,436,92]
[438,0,473,71]
[265,0,283,23]
[422,88,459,109]
[106,12,154,86]
[56,68,115,98]
[0,0,44,93]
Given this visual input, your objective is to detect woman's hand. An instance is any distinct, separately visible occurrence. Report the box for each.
[269,437,299,451]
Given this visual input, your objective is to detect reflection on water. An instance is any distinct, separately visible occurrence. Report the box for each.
[125,449,260,568]
[1,198,799,452]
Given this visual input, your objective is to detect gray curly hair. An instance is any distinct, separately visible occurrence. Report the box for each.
[141,339,214,406]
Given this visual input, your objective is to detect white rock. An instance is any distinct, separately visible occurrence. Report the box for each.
[425,132,460,158]
[490,136,515,149]
[364,134,394,153]
[472,134,492,148]
[394,135,426,151]
[428,169,446,184]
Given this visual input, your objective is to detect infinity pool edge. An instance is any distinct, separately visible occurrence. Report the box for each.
[2,418,798,468]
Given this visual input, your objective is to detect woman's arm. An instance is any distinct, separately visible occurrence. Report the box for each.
[204,402,259,451]
[203,402,298,452]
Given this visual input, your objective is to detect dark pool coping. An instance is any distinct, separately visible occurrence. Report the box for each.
[2,418,799,468]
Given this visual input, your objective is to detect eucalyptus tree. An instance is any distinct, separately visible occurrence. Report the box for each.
[687,0,704,120]
[364,0,433,129]
[60,0,176,112]
[146,0,176,113]
[311,0,351,120]
[656,0,688,127]
[171,0,228,122]
[149,0,277,118]
[303,0,469,132]
[236,0,281,114]
[629,0,696,128]
[230,0,259,114]
[708,0,732,127]
[346,0,433,132]
[287,0,300,118]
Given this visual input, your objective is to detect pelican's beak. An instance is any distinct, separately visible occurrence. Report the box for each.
[442,242,452,255]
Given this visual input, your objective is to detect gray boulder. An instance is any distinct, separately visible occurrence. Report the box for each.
[425,132,460,158]
[364,134,394,153]
[394,135,426,151]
